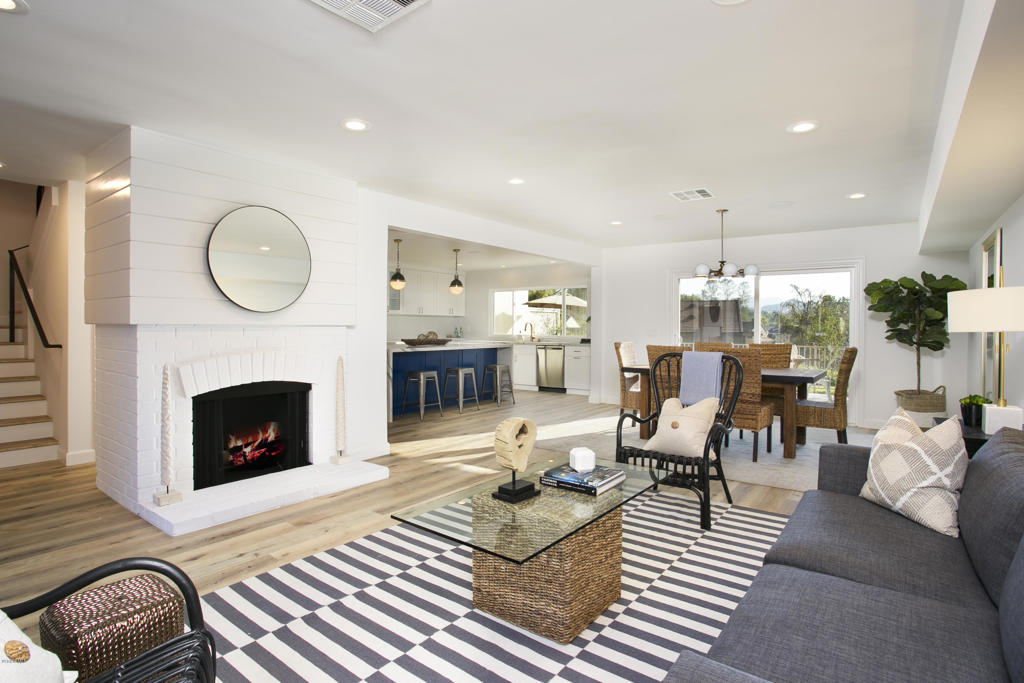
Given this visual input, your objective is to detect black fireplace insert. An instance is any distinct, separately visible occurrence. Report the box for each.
[192,380,310,490]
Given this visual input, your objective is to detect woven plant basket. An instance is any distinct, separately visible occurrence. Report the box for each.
[895,386,946,413]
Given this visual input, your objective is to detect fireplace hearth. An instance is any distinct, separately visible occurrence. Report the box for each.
[193,381,311,490]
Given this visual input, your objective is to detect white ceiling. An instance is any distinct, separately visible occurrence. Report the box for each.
[0,0,967,247]
[388,227,563,272]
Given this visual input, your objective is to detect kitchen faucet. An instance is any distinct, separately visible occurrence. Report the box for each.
[525,322,536,342]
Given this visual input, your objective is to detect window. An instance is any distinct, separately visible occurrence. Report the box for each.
[492,287,589,337]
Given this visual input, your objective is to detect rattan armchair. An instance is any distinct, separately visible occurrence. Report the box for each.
[614,341,646,416]
[795,347,858,444]
[1,557,216,683]
[616,351,742,530]
[726,347,775,461]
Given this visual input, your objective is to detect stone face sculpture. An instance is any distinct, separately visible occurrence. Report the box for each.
[492,417,540,503]
[494,417,537,473]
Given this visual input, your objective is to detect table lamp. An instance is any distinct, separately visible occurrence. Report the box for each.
[948,286,1024,433]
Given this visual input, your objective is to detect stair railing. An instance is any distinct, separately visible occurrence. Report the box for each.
[8,245,61,348]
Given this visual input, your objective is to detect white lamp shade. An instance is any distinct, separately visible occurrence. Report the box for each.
[722,262,739,277]
[744,264,759,276]
[694,263,711,277]
[948,287,1024,332]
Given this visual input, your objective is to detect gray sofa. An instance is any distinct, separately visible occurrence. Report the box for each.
[667,427,1024,682]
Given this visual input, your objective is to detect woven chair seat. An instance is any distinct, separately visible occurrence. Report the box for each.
[732,401,773,430]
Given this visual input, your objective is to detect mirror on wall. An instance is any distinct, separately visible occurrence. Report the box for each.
[207,206,311,312]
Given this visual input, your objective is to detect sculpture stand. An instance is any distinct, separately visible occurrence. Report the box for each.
[492,470,540,503]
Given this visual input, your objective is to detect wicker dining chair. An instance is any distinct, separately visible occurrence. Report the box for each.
[616,351,742,530]
[614,341,646,416]
[751,343,792,437]
[794,347,858,444]
[693,342,735,352]
[725,347,774,461]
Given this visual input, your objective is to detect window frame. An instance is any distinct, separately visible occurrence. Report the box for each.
[489,284,590,340]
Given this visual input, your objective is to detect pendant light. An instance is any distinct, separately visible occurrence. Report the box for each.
[389,238,406,290]
[449,248,464,295]
[694,209,758,279]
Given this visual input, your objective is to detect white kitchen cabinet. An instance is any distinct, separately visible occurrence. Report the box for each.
[386,268,466,316]
[512,344,538,386]
[565,345,591,391]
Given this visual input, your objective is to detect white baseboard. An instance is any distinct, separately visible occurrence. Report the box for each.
[64,448,96,466]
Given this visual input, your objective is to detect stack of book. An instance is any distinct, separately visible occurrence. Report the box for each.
[540,464,626,496]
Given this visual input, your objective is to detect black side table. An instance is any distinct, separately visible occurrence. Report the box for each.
[933,417,988,458]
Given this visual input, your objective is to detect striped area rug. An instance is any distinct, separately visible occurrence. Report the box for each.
[202,491,787,682]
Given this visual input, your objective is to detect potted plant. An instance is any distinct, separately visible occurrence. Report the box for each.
[864,271,967,413]
[959,394,992,427]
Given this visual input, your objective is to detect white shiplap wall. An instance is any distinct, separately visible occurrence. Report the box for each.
[84,127,358,325]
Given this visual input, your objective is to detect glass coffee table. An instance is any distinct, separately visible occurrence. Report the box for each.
[392,457,658,643]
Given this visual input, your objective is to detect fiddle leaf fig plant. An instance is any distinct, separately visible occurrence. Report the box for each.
[864,271,967,392]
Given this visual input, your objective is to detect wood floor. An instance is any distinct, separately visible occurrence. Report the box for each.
[0,391,802,636]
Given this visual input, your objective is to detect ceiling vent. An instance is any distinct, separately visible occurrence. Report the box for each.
[670,188,715,203]
[307,0,430,33]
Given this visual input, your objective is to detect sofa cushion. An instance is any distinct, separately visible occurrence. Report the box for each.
[959,427,1024,606]
[708,564,1008,683]
[860,410,968,537]
[765,490,991,609]
[1001,535,1024,682]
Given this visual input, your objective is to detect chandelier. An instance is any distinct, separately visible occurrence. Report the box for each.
[694,209,758,279]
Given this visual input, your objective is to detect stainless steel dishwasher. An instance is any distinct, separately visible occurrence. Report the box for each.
[536,345,565,392]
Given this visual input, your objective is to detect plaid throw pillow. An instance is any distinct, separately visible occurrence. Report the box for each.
[860,409,968,537]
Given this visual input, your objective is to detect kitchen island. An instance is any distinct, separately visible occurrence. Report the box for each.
[387,341,513,421]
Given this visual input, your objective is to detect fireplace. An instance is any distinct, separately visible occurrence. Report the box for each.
[192,381,311,490]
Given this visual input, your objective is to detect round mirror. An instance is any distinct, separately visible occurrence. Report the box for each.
[207,206,311,312]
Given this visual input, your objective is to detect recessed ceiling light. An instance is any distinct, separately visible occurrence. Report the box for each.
[549,260,558,264]
[0,0,28,12]
[343,119,370,132]
[508,178,525,185]
[847,192,867,200]
[259,246,271,251]
[786,120,819,134]
[500,265,507,269]
[610,221,623,226]
[711,0,749,5]
[0,161,5,168]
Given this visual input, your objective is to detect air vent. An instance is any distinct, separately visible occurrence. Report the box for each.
[670,188,715,203]
[307,0,430,33]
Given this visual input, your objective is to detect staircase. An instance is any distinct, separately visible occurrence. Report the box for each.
[0,319,58,467]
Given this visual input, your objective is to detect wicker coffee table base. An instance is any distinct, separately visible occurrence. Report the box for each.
[472,508,622,643]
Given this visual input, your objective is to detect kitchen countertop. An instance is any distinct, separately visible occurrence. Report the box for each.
[387,340,513,352]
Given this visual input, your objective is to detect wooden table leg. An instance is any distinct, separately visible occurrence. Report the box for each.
[639,374,652,439]
[796,382,808,446]
[783,384,797,459]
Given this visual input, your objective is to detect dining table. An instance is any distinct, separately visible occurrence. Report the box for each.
[622,363,825,458]
[761,367,827,459]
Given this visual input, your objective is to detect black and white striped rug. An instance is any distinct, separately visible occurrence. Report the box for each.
[202,491,787,682]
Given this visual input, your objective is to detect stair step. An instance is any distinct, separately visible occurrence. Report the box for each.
[0,343,26,359]
[0,436,59,468]
[0,415,52,441]
[0,360,35,377]
[0,377,41,398]
[0,395,48,419]
[0,328,25,342]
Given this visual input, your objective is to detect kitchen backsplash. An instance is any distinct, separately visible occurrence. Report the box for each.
[387,314,467,341]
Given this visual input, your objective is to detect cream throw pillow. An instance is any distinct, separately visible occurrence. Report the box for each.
[643,397,719,458]
[860,408,968,537]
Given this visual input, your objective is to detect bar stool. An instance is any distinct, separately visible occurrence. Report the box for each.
[481,364,515,405]
[401,370,443,421]
[442,366,481,414]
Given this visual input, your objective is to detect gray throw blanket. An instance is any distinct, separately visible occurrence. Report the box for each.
[680,351,722,406]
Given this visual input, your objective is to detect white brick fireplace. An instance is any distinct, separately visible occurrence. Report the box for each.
[86,128,390,536]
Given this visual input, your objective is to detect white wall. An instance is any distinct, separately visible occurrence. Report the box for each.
[0,179,36,313]
[84,128,358,326]
[24,182,93,465]
[387,314,465,342]
[967,189,1024,407]
[462,263,592,339]
[596,222,971,428]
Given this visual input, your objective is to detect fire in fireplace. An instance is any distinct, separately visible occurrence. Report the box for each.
[193,381,310,490]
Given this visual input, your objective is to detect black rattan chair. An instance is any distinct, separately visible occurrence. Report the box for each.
[616,352,742,530]
[2,557,215,683]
